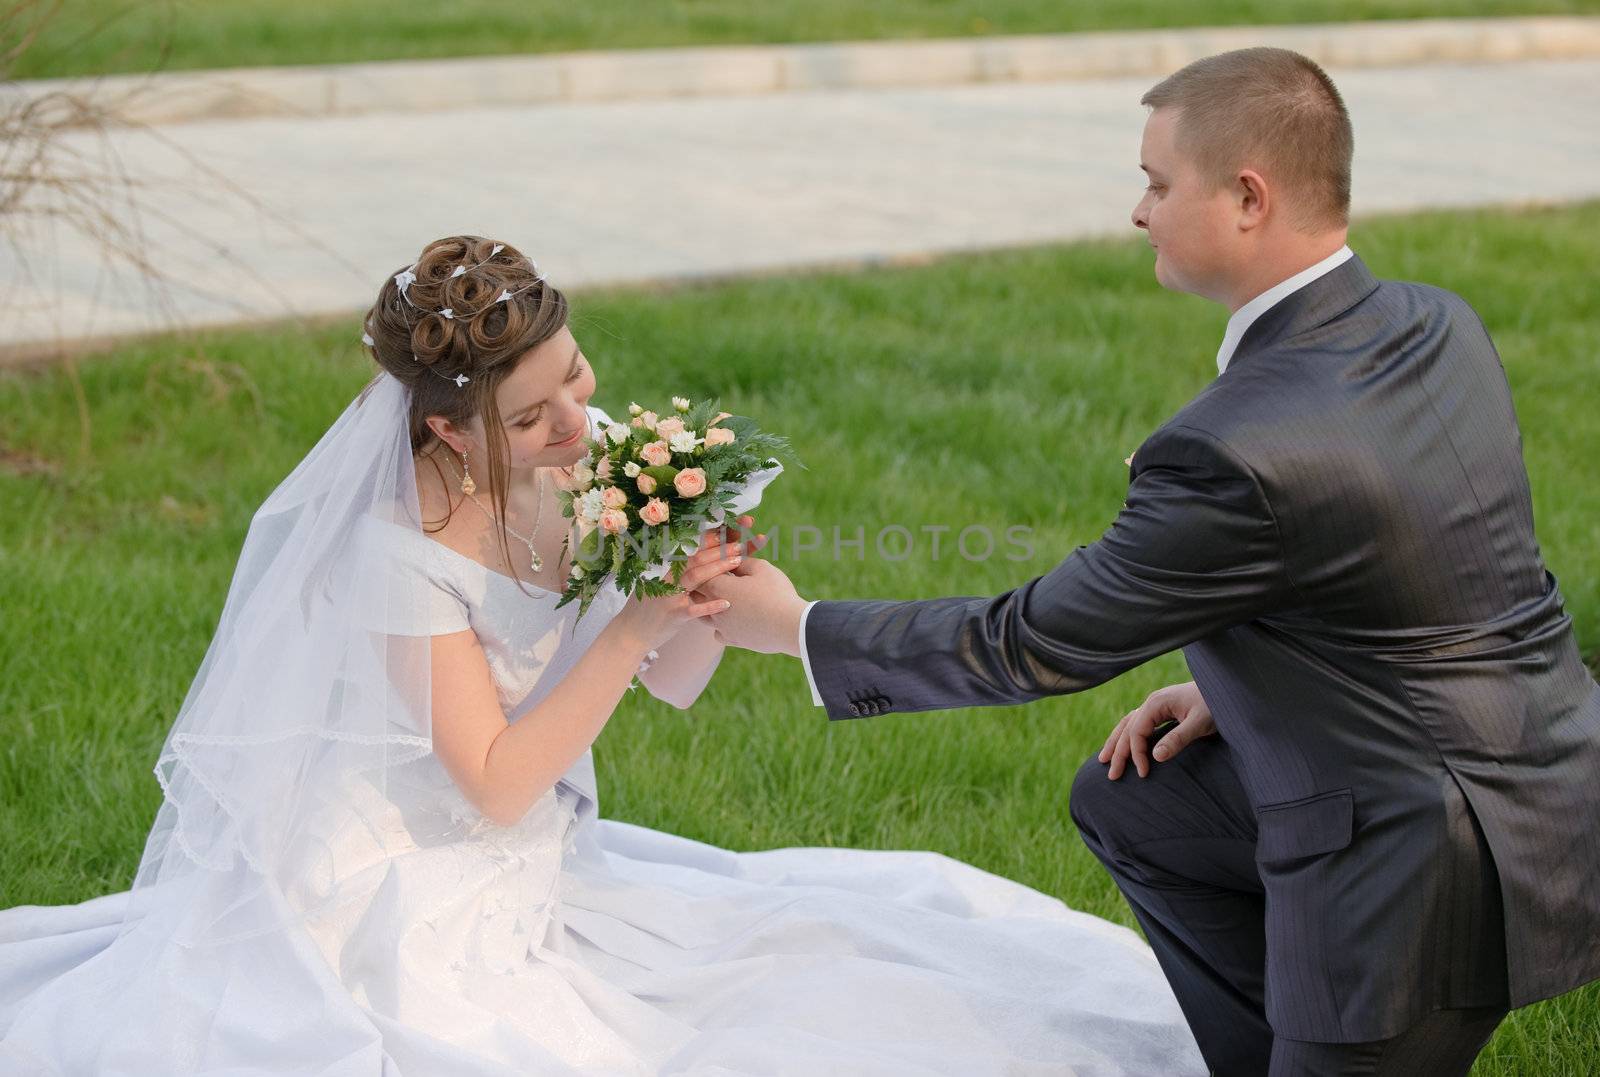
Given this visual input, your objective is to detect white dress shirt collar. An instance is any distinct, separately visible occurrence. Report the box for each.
[1215,245,1353,375]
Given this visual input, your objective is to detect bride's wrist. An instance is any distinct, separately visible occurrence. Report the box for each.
[601,614,658,667]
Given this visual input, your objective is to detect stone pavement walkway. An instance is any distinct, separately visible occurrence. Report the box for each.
[4,56,1598,361]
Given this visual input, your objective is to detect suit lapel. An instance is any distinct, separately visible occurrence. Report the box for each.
[1227,254,1381,370]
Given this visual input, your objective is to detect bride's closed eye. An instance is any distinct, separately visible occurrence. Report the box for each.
[517,360,587,429]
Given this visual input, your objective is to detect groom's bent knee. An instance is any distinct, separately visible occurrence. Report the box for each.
[1068,733,1208,847]
[1069,751,1128,847]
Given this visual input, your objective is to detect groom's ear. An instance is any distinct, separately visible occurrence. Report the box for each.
[1235,169,1271,232]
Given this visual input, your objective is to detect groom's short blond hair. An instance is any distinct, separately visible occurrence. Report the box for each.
[1142,47,1353,232]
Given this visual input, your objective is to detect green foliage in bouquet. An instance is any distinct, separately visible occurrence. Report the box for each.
[555,398,799,617]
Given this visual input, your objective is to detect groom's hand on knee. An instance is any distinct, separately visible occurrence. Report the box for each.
[1098,681,1217,780]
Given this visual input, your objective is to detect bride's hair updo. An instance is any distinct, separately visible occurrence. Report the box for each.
[360,235,569,566]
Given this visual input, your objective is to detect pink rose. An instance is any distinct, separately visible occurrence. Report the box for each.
[640,440,671,467]
[709,411,733,426]
[596,454,613,481]
[673,467,707,497]
[639,410,659,431]
[599,508,629,535]
[654,416,686,440]
[640,497,670,526]
[704,427,736,447]
[601,486,628,509]
[637,473,657,495]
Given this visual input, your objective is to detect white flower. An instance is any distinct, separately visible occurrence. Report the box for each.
[623,461,641,478]
[569,459,595,487]
[668,430,701,454]
[571,563,585,579]
[627,402,644,417]
[605,423,629,445]
[577,488,605,522]
[672,396,692,412]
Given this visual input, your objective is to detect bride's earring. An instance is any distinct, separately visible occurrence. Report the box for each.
[459,450,477,495]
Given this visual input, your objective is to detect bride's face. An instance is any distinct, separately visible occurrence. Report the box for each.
[477,325,597,469]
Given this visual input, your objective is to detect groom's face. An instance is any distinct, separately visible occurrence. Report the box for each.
[1132,107,1239,303]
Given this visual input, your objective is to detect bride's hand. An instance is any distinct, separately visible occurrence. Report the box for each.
[690,515,767,574]
[610,542,745,653]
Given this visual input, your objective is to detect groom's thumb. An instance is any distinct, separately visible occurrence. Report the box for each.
[1151,718,1195,762]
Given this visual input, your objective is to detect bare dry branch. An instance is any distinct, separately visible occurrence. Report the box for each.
[1,1,362,382]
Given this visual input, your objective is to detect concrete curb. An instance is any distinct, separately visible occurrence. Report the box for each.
[12,16,1600,127]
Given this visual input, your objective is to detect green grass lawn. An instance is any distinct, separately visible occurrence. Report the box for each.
[12,0,1600,79]
[3,201,1599,1069]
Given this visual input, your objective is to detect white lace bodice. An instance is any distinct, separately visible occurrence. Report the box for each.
[389,529,628,721]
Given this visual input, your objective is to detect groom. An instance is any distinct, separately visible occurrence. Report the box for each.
[703,47,1600,1076]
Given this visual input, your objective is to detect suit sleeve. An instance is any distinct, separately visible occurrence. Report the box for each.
[804,423,1293,720]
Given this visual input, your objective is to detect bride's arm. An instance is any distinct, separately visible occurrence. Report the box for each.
[428,546,738,826]
[428,618,653,826]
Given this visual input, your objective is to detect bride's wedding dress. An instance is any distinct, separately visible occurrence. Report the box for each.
[0,383,1204,1075]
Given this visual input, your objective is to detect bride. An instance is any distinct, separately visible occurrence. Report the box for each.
[0,236,1205,1075]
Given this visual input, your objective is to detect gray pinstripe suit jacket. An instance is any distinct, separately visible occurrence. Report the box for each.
[804,255,1600,1041]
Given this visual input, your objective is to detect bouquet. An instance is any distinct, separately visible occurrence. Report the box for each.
[555,396,796,617]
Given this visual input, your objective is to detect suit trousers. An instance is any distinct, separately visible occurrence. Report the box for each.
[1068,729,1507,1076]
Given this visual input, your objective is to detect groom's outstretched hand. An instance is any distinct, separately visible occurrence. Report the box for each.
[692,519,808,656]
[1099,681,1217,780]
